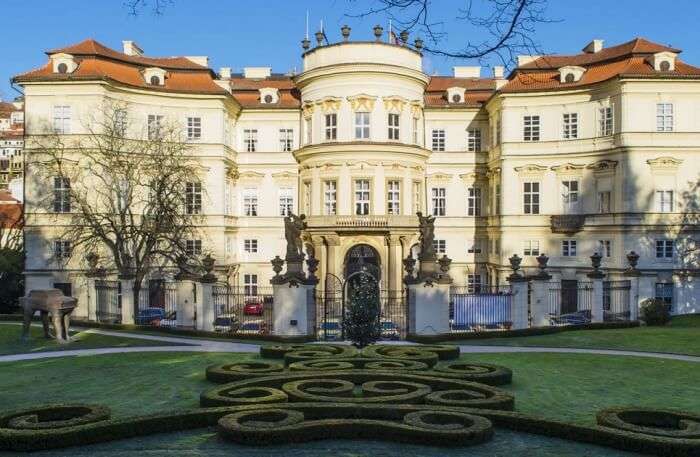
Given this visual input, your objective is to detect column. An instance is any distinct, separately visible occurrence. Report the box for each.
[85,275,99,322]
[119,277,135,325]
[508,277,529,330]
[530,276,550,327]
[197,280,215,332]
[626,274,640,321]
[386,235,402,291]
[589,276,605,323]
[325,235,340,279]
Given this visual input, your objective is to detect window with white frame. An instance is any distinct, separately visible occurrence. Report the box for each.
[598,240,612,258]
[562,239,577,257]
[185,182,202,215]
[185,239,202,256]
[147,114,163,140]
[433,239,446,254]
[655,283,673,310]
[244,239,258,253]
[53,240,71,259]
[325,113,337,141]
[412,117,419,144]
[523,115,540,141]
[413,181,422,213]
[467,274,482,293]
[279,188,293,216]
[305,116,312,144]
[324,180,337,215]
[431,187,446,216]
[562,113,578,139]
[598,106,613,136]
[244,129,258,152]
[187,117,201,140]
[53,105,71,134]
[561,180,579,213]
[598,191,611,213]
[656,190,674,213]
[354,179,370,215]
[388,113,400,140]
[431,129,445,151]
[523,240,540,256]
[387,180,400,215]
[244,274,258,296]
[243,188,258,216]
[225,236,233,256]
[656,103,673,132]
[467,187,481,216]
[279,129,293,151]
[467,129,481,152]
[467,239,482,254]
[523,182,540,214]
[656,239,674,259]
[303,182,311,215]
[53,177,71,213]
[354,112,370,139]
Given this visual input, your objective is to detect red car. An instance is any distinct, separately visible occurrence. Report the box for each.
[243,301,264,316]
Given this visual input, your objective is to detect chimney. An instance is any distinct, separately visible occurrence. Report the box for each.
[492,66,504,79]
[219,67,232,79]
[517,55,541,67]
[243,67,272,79]
[583,39,604,54]
[185,56,209,67]
[122,40,143,56]
[453,66,481,78]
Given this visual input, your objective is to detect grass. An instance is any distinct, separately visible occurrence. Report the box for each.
[0,323,187,356]
[451,314,700,356]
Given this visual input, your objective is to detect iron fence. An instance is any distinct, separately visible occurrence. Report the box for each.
[547,281,593,326]
[135,281,179,328]
[603,280,631,321]
[449,285,514,332]
[95,280,121,324]
[315,287,344,341]
[379,289,407,340]
[212,285,274,337]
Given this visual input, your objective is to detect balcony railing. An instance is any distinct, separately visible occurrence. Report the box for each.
[550,214,586,234]
[307,214,418,230]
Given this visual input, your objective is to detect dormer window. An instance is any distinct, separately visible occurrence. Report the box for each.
[259,88,279,104]
[57,63,68,74]
[446,87,466,104]
[150,75,161,85]
[143,67,166,86]
[559,66,586,83]
[650,52,677,72]
[50,53,77,74]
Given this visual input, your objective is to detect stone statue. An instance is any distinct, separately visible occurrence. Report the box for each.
[19,289,77,344]
[417,211,436,259]
[284,213,307,259]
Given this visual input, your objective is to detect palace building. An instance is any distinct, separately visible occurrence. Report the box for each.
[14,31,700,320]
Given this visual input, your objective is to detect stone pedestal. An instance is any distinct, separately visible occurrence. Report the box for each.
[272,283,316,336]
[407,281,451,335]
[530,277,551,327]
[176,280,197,328]
[119,278,135,325]
[587,272,605,323]
[508,278,529,330]
[85,276,98,322]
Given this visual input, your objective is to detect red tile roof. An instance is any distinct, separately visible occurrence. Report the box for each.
[228,76,300,108]
[0,203,22,229]
[424,76,496,107]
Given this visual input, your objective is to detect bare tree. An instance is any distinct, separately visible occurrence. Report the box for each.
[0,204,23,252]
[29,100,203,316]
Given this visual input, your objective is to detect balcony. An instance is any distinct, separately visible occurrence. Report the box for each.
[306,215,418,232]
[550,214,586,234]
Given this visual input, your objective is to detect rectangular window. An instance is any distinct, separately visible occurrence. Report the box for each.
[467,240,482,254]
[244,274,258,296]
[279,188,293,216]
[279,129,293,151]
[598,106,613,136]
[433,239,446,254]
[185,182,202,215]
[244,129,258,152]
[655,283,674,310]
[387,180,400,215]
[354,179,370,215]
[185,239,202,256]
[412,117,419,144]
[244,239,258,253]
[431,187,446,216]
[562,239,577,257]
[467,129,481,152]
[523,240,540,256]
[656,190,674,213]
[147,114,163,140]
[523,182,540,214]
[562,113,578,139]
[413,181,422,214]
[655,240,674,259]
[187,116,201,140]
[467,187,481,216]
[53,177,71,213]
[53,105,71,134]
[598,240,612,258]
[523,115,540,141]
[431,129,445,151]
[388,113,400,140]
[467,274,482,293]
[324,180,337,215]
[53,240,71,259]
[355,112,370,139]
[656,103,673,132]
[243,189,258,217]
[598,191,611,214]
[325,113,337,141]
[561,180,579,213]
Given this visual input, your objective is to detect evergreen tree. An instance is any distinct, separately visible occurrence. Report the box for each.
[343,273,381,348]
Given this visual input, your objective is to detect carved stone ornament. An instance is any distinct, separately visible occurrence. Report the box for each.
[586,160,618,173]
[646,156,683,171]
[382,95,408,113]
[514,164,548,175]
[550,163,585,175]
[347,94,377,112]
[316,96,342,112]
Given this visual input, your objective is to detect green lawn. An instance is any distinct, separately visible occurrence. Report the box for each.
[0,323,187,356]
[452,315,700,356]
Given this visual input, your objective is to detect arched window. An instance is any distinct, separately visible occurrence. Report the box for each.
[264,94,273,104]
[564,73,575,83]
[150,75,161,85]
[57,63,68,74]
[660,60,671,71]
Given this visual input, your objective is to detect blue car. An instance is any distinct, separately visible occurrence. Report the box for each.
[136,307,165,325]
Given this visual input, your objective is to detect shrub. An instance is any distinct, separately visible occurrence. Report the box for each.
[342,273,382,348]
[641,298,671,326]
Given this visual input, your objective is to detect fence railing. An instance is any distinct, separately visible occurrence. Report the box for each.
[449,285,513,332]
[212,285,274,336]
[603,280,631,322]
[547,281,593,326]
[135,281,179,328]
[95,280,121,324]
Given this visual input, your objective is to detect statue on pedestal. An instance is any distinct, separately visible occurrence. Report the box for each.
[417,212,436,260]
[284,213,306,260]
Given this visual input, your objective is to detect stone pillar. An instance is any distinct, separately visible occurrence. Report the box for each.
[508,278,529,329]
[406,282,451,335]
[197,281,215,332]
[325,235,340,279]
[624,251,641,321]
[119,277,135,325]
[386,235,402,291]
[588,253,605,323]
[530,254,552,327]
[272,283,316,336]
[84,275,100,322]
[175,278,197,328]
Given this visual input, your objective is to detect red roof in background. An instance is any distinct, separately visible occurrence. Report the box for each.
[0,192,22,229]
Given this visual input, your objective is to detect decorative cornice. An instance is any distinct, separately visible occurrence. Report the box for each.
[427,172,452,182]
[514,164,548,175]
[382,95,408,113]
[486,167,502,178]
[347,94,377,111]
[225,166,239,180]
[647,156,683,170]
[410,100,424,117]
[271,171,297,181]
[302,102,315,117]
[315,96,342,112]
[238,170,265,180]
[586,159,618,173]
[550,163,585,174]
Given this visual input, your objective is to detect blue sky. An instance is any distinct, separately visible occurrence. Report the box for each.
[2,0,700,99]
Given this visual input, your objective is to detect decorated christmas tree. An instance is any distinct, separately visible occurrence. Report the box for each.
[343,272,381,348]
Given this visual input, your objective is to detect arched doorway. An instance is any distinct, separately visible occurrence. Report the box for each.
[344,244,381,281]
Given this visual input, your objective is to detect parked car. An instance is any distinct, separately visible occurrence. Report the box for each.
[243,301,264,316]
[136,307,165,325]
[237,319,268,335]
[159,311,177,328]
[214,314,239,333]
[317,319,342,340]
[380,320,400,340]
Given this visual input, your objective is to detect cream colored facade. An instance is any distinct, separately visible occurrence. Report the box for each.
[17,36,700,318]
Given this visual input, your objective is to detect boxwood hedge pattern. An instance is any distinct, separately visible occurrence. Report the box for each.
[1,343,698,456]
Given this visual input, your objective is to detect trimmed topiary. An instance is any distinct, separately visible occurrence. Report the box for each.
[360,346,440,367]
[641,298,672,326]
[206,362,285,383]
[433,362,512,386]
[597,407,700,439]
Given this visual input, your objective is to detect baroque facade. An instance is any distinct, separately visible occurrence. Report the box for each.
[14,33,700,319]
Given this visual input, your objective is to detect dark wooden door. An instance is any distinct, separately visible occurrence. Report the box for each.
[561,280,578,314]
